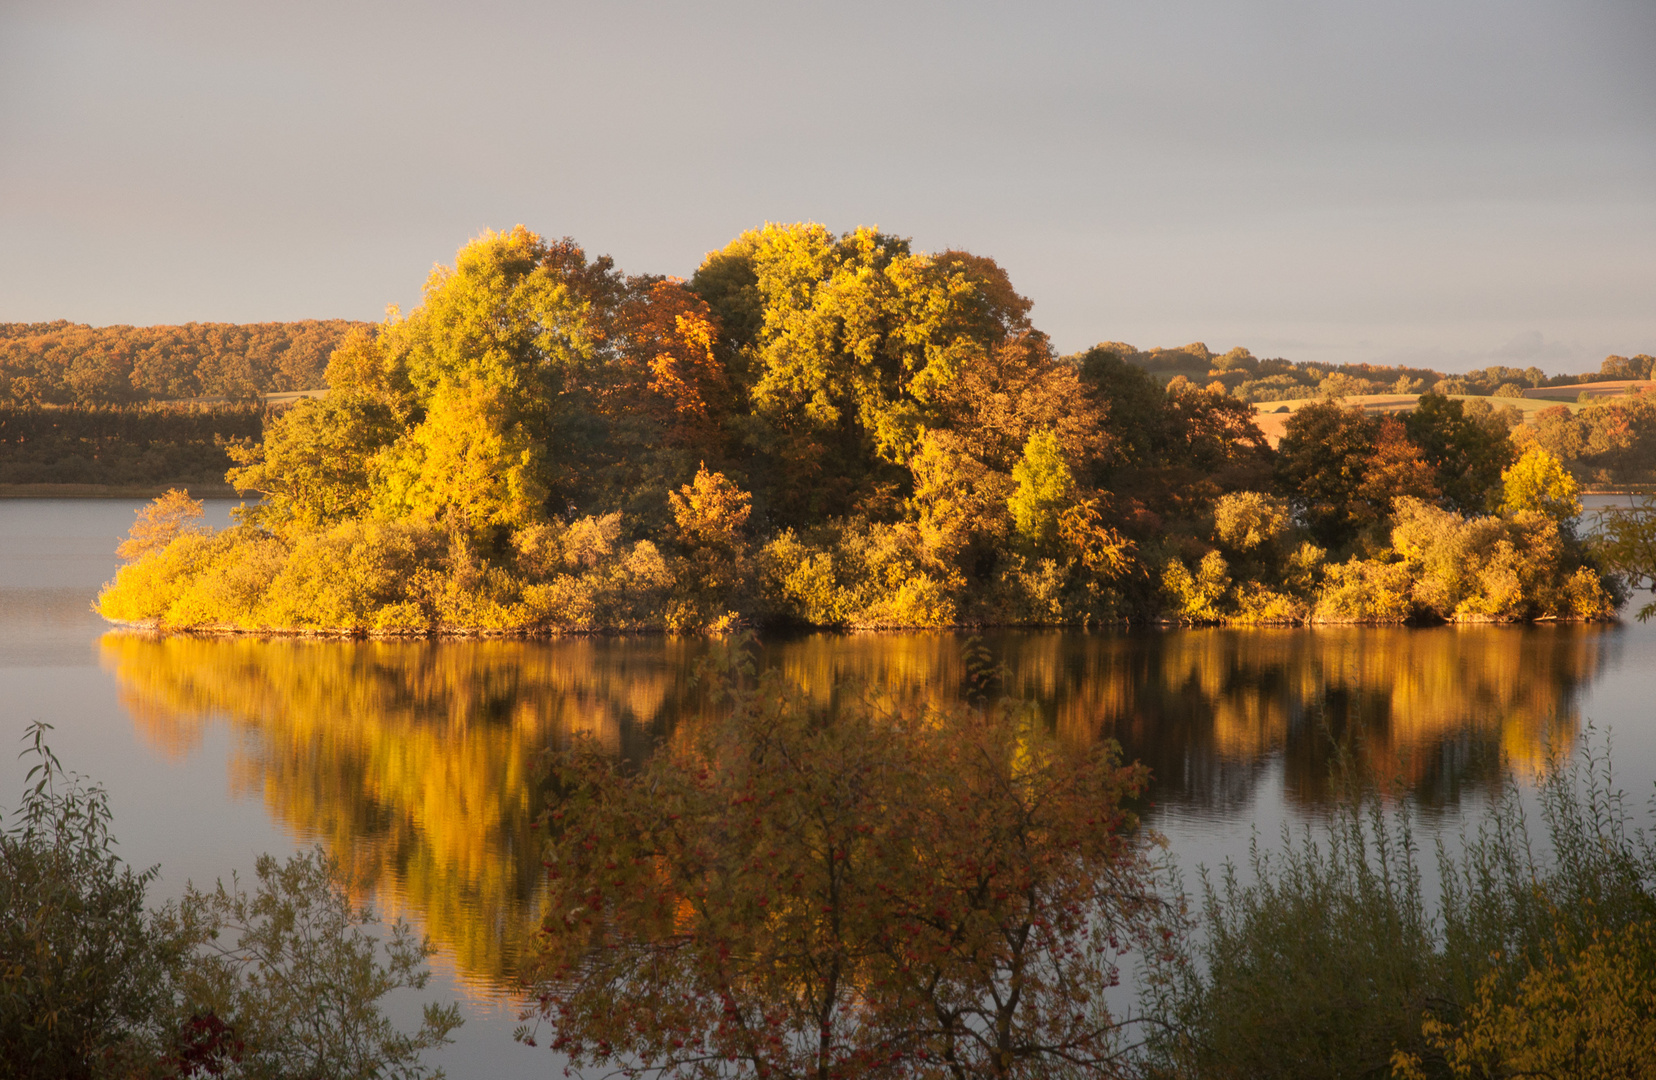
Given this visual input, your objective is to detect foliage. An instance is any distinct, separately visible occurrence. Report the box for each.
[1527,389,1656,488]
[89,224,1626,631]
[0,723,460,1080]
[179,848,463,1080]
[228,393,398,529]
[0,320,362,406]
[1145,783,1436,1080]
[0,402,264,488]
[1592,495,1656,621]
[0,723,192,1080]
[521,640,1169,1078]
[1007,429,1073,547]
[116,488,209,561]
[1498,446,1581,526]
[1145,732,1656,1080]
[1396,921,1656,1080]
[1402,395,1515,515]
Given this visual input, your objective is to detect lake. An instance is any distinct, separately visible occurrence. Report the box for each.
[4,497,1656,1078]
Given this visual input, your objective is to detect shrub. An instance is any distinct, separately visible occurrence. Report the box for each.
[0,724,460,1080]
[1313,558,1415,623]
[1145,732,1656,1080]
[1162,551,1232,623]
[0,725,192,1079]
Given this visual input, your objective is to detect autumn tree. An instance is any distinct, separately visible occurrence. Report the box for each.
[1273,401,1382,549]
[1404,393,1516,513]
[619,280,734,458]
[227,394,398,530]
[1501,446,1581,528]
[116,488,207,561]
[522,643,1166,1079]
[688,224,1043,524]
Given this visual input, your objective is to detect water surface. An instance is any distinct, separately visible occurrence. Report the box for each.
[5,498,1656,1077]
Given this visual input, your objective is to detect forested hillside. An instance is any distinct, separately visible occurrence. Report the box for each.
[0,319,366,405]
[96,224,1627,632]
[1105,339,1656,403]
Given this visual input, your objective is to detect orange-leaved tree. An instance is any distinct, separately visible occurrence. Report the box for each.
[520,640,1167,1079]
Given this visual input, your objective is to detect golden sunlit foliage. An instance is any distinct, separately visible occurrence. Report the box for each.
[93,224,1625,631]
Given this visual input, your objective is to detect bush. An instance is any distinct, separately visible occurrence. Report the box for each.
[1144,732,1656,1080]
[0,724,460,1080]
[0,724,192,1079]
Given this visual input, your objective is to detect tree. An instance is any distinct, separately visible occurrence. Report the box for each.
[1397,921,1656,1080]
[688,224,1039,523]
[1354,414,1439,515]
[369,382,548,534]
[1273,401,1380,549]
[179,848,463,1080]
[620,280,734,458]
[0,724,461,1080]
[1,723,192,1080]
[227,393,399,530]
[670,465,752,552]
[522,643,1165,1079]
[1404,393,1516,513]
[1594,495,1656,621]
[1008,429,1073,548]
[116,488,207,561]
[1501,446,1582,527]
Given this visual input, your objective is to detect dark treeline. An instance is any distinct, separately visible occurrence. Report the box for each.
[0,319,367,405]
[94,224,1631,632]
[0,404,264,487]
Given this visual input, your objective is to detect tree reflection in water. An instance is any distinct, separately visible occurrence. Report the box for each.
[100,625,1613,994]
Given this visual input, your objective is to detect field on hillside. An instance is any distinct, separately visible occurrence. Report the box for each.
[1249,393,1582,446]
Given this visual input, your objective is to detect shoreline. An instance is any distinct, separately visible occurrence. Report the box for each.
[98,613,1618,640]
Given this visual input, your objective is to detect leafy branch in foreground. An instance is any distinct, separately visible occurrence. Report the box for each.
[519,640,1176,1079]
[0,721,461,1080]
[0,722,192,1079]
[176,849,463,1080]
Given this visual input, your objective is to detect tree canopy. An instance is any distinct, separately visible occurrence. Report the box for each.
[94,223,1630,632]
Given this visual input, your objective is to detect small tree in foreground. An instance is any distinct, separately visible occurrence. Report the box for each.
[0,723,191,1079]
[520,642,1171,1079]
[177,849,463,1080]
[0,722,461,1080]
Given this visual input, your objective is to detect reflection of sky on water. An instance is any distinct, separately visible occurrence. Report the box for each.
[6,497,1656,1079]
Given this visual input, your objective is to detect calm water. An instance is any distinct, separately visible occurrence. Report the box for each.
[5,498,1656,1078]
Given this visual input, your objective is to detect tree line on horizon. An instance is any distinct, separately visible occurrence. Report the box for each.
[0,319,365,406]
[4,315,1651,411]
[90,223,1646,632]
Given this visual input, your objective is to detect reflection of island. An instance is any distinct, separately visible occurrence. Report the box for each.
[104,635,717,996]
[102,625,1613,992]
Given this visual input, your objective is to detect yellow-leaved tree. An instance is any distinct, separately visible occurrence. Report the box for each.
[1501,445,1582,526]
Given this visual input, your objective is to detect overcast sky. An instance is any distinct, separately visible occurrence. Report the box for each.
[3,0,1653,371]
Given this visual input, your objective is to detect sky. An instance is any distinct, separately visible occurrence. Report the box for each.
[2,0,1653,372]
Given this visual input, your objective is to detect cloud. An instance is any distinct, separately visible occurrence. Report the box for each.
[1490,331,1576,363]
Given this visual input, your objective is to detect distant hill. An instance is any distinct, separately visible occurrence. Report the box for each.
[1088,340,1655,405]
[0,320,370,406]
